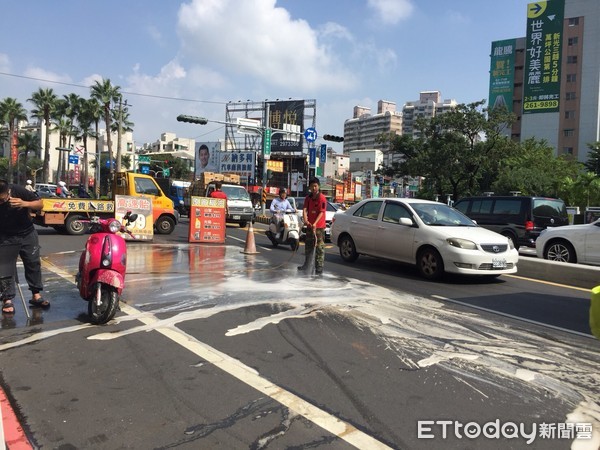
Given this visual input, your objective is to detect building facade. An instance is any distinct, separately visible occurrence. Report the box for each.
[402,91,458,138]
[489,0,600,162]
[343,100,403,153]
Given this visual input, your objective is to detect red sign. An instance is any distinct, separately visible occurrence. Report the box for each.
[188,197,226,243]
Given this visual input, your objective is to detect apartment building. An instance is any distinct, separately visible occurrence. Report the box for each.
[402,91,458,138]
[343,100,402,153]
[489,0,600,162]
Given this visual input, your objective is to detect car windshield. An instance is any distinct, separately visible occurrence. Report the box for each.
[411,203,476,226]
[222,186,250,201]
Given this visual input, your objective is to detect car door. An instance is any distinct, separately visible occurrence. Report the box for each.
[584,222,600,264]
[376,201,416,263]
[346,200,383,255]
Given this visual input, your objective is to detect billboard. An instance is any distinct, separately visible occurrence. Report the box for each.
[489,39,517,111]
[217,151,256,182]
[195,141,221,175]
[523,0,565,114]
[267,100,304,153]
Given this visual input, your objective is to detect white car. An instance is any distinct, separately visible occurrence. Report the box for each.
[330,198,519,280]
[291,197,340,242]
[536,220,600,265]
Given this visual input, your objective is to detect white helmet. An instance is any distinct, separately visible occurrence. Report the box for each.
[59,181,66,186]
[26,179,32,185]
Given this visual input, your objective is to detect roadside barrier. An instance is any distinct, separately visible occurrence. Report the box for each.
[241,221,260,255]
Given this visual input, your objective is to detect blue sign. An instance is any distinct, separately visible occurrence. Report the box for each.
[304,127,317,143]
[140,165,150,174]
[105,159,115,168]
[391,181,398,188]
[320,144,327,163]
[68,155,79,164]
[308,147,316,167]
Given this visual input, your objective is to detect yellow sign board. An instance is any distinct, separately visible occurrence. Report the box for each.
[267,160,284,172]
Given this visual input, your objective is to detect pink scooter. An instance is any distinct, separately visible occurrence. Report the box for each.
[75,212,137,324]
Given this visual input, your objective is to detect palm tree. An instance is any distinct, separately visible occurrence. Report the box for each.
[84,98,103,197]
[29,88,58,182]
[111,98,134,172]
[52,116,73,183]
[0,97,28,182]
[91,79,121,185]
[17,131,41,183]
[75,98,98,188]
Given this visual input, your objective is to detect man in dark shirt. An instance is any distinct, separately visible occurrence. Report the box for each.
[0,179,47,314]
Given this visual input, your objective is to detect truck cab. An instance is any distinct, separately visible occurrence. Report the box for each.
[205,182,254,228]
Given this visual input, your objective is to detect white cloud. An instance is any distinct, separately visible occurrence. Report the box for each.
[146,24,165,47]
[367,0,414,25]
[176,0,357,93]
[23,67,71,84]
[0,53,10,72]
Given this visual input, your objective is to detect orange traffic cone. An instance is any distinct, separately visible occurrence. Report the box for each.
[241,221,259,254]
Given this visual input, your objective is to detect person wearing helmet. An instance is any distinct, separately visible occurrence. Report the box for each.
[25,180,35,192]
[270,187,294,239]
[57,181,71,198]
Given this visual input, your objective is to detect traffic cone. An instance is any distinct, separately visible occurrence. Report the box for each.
[241,221,260,254]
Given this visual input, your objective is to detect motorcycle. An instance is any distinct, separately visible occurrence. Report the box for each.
[75,212,138,324]
[265,210,300,251]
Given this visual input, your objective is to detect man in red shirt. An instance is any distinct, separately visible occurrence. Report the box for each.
[298,177,327,275]
[209,180,228,217]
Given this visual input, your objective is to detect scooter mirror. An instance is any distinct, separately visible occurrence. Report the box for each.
[126,213,138,224]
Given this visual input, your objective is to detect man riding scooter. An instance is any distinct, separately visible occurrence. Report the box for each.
[270,187,294,240]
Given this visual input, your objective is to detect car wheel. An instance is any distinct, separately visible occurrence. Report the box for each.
[544,239,577,263]
[417,247,444,280]
[338,235,359,262]
[238,221,247,228]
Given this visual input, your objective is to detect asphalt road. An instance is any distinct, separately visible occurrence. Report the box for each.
[0,220,598,449]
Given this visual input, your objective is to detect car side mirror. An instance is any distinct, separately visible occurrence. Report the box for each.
[399,217,414,226]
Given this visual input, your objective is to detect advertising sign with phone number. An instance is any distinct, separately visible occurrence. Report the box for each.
[115,195,154,241]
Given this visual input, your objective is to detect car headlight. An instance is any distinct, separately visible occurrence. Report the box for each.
[446,238,477,250]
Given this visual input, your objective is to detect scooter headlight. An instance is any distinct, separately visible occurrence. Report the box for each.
[108,219,122,234]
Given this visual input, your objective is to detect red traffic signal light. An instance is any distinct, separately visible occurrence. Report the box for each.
[323,134,344,142]
[177,115,208,125]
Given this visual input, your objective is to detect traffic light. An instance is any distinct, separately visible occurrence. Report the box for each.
[323,134,344,142]
[176,114,208,124]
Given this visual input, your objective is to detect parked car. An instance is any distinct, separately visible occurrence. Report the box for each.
[536,220,600,265]
[35,183,58,198]
[331,198,518,280]
[453,196,569,249]
[292,196,340,241]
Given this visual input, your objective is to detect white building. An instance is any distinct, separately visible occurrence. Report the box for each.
[402,91,458,138]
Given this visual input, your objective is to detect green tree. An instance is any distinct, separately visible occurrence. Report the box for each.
[492,138,581,197]
[17,131,41,184]
[91,79,121,185]
[383,100,516,200]
[0,97,28,182]
[29,88,58,182]
[584,142,600,175]
[111,97,134,172]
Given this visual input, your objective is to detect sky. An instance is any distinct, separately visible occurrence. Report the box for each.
[0,0,533,152]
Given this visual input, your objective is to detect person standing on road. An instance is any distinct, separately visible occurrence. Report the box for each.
[0,179,48,315]
[298,177,327,275]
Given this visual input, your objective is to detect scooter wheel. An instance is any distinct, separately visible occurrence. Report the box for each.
[290,239,299,251]
[88,283,119,325]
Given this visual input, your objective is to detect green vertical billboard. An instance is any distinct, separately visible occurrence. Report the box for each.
[489,39,517,111]
[523,0,565,114]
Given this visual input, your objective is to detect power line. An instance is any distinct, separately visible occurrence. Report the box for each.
[0,71,226,105]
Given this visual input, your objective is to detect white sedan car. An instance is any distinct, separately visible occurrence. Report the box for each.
[536,220,600,265]
[331,198,519,280]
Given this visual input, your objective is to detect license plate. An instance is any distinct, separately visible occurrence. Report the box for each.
[233,215,241,220]
[492,258,507,269]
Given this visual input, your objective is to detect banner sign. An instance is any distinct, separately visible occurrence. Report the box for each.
[115,195,154,241]
[489,39,516,111]
[188,196,226,244]
[523,0,565,114]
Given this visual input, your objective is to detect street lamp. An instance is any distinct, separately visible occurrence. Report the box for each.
[55,146,72,184]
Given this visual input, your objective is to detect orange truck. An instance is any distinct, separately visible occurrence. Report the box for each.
[32,172,178,235]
